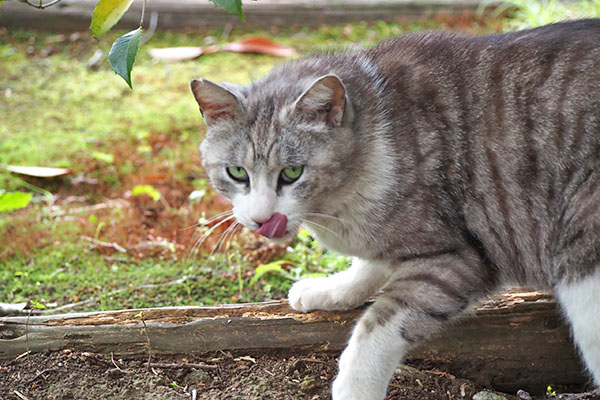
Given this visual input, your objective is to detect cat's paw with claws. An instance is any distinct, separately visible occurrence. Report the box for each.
[288,277,362,313]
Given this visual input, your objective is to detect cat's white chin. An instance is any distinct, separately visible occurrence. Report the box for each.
[255,225,300,243]
[267,231,295,243]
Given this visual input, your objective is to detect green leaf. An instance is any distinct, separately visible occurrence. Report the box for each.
[250,260,293,286]
[188,189,206,203]
[90,0,136,38]
[108,28,142,89]
[29,300,46,310]
[91,151,114,164]
[131,184,161,201]
[211,0,245,22]
[0,191,33,213]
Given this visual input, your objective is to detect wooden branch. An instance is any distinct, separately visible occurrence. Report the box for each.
[20,0,63,10]
[38,275,199,314]
[0,302,29,317]
[0,290,587,394]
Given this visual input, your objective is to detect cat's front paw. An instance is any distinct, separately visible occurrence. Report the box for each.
[288,277,348,313]
[331,345,388,400]
[332,371,377,400]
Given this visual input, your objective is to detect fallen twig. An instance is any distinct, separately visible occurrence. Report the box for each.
[300,357,327,363]
[20,0,63,9]
[24,368,58,384]
[132,240,184,251]
[41,275,198,314]
[135,311,153,371]
[13,390,31,400]
[103,256,130,263]
[50,199,128,218]
[552,389,600,399]
[149,362,218,370]
[14,351,31,361]
[0,302,28,317]
[81,236,127,253]
[110,352,123,372]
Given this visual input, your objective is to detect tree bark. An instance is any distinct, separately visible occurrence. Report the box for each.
[0,290,586,394]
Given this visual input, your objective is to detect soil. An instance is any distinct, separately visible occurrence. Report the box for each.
[0,350,491,400]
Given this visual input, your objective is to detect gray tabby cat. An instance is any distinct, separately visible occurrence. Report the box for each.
[190,19,600,399]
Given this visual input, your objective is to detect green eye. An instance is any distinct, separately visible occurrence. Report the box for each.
[281,166,304,183]
[226,166,248,182]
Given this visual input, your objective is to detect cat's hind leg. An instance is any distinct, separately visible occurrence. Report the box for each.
[556,268,600,386]
[288,257,391,312]
[553,167,600,386]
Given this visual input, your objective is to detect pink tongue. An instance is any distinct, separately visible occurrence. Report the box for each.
[256,212,288,239]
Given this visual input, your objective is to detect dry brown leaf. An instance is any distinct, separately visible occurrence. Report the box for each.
[149,37,295,62]
[3,165,70,177]
[223,37,296,57]
[148,47,204,62]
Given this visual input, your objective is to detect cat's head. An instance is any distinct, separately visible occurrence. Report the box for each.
[190,73,358,241]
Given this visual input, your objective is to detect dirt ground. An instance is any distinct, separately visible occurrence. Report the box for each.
[0,349,497,400]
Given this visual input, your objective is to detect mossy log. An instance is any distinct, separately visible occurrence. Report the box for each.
[0,290,586,394]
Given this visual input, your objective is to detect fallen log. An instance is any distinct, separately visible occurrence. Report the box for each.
[0,290,587,394]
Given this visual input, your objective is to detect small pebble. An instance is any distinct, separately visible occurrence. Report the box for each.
[105,368,125,378]
[517,389,533,400]
[473,391,511,400]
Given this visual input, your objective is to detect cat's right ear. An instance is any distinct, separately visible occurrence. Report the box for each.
[293,74,348,128]
[190,79,241,126]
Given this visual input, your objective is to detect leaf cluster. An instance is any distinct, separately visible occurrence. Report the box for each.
[15,0,245,88]
[0,191,32,213]
[250,230,350,286]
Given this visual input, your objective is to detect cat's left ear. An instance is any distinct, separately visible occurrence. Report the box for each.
[190,78,241,126]
[294,74,347,127]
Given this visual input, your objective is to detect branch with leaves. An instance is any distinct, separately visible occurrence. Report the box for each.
[14,0,244,88]
[18,0,63,9]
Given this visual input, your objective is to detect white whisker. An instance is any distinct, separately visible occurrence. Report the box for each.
[186,214,236,265]
[212,220,239,256]
[302,211,348,224]
[181,210,233,233]
[220,222,242,254]
[300,218,345,242]
[185,210,234,247]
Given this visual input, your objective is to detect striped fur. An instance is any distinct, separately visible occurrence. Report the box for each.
[191,20,600,399]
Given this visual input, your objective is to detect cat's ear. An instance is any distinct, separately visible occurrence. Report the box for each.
[190,79,241,126]
[294,74,347,127]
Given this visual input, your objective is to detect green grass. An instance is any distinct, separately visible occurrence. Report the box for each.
[492,0,600,29]
[0,34,273,191]
[0,204,350,311]
[0,246,255,310]
[0,22,440,180]
[4,21,444,312]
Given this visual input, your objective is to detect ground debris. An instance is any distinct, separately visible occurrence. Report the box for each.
[0,350,492,400]
[1,349,597,399]
[550,389,600,399]
[474,390,519,400]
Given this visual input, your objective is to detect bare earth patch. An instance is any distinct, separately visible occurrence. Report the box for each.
[0,350,489,400]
